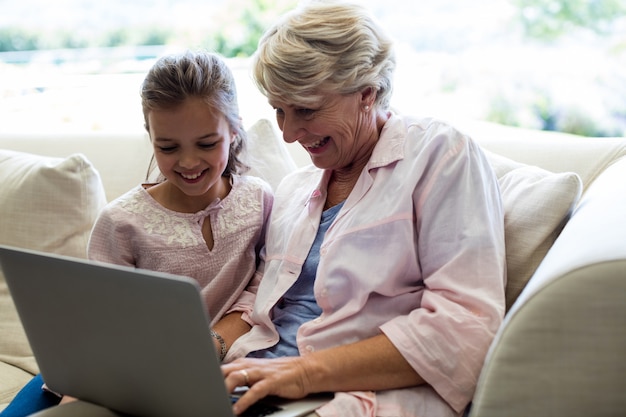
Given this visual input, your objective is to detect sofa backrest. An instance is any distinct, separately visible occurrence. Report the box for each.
[457,119,626,193]
[0,120,299,202]
[0,131,152,202]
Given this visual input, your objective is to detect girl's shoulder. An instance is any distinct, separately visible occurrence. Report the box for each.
[101,185,162,217]
[233,174,274,194]
[226,175,274,213]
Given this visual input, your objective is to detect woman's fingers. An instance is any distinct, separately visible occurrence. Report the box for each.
[223,357,311,415]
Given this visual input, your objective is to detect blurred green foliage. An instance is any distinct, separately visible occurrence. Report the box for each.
[209,0,296,57]
[0,28,39,51]
[0,0,295,55]
[1,0,623,137]
[513,0,626,40]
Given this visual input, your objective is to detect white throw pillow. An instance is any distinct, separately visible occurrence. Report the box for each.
[0,150,107,376]
[485,150,583,311]
[245,119,297,190]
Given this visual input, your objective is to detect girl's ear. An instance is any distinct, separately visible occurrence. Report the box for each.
[231,116,243,143]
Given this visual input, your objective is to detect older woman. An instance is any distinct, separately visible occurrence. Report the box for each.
[215,1,507,416]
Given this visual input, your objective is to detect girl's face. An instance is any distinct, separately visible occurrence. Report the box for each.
[269,91,378,173]
[147,97,234,206]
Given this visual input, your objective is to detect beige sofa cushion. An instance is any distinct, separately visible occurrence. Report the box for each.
[0,150,107,409]
[485,150,583,310]
[0,150,107,257]
[0,361,36,410]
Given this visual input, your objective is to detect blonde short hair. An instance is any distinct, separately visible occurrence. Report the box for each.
[252,1,396,108]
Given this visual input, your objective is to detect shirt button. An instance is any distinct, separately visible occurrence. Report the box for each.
[306,345,315,352]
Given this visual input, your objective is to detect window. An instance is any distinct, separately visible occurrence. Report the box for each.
[1,0,624,137]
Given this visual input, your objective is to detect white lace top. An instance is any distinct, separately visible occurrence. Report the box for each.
[87,175,273,325]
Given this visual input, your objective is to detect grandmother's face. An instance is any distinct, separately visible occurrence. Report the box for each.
[269,91,378,171]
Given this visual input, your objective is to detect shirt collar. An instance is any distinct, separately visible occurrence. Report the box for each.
[367,113,407,170]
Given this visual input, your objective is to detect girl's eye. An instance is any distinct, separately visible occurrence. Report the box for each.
[199,142,217,149]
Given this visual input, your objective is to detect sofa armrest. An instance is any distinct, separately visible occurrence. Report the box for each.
[470,157,626,417]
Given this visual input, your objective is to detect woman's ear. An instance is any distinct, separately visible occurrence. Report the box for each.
[360,87,376,108]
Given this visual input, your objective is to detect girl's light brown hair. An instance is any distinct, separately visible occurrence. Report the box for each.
[141,51,248,180]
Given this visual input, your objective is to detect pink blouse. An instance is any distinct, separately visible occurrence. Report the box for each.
[227,115,506,417]
[87,175,273,325]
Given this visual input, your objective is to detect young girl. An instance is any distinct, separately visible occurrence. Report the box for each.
[89,50,273,327]
[1,50,273,417]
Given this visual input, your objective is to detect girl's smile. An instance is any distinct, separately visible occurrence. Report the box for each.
[146,97,235,213]
[179,169,207,182]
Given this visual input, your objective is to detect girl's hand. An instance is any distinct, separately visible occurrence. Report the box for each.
[59,395,77,405]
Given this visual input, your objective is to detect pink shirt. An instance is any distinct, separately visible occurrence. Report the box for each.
[227,115,506,416]
[87,175,273,326]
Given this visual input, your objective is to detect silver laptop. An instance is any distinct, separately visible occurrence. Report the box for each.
[0,244,330,417]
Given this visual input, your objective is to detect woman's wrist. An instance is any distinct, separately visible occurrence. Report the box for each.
[298,352,333,394]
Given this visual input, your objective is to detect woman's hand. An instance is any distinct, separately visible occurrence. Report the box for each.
[221,334,424,415]
[223,356,315,415]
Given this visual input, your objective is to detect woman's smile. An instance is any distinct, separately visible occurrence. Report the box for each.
[305,136,331,154]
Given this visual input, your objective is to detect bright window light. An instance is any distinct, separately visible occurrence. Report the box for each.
[1,0,625,137]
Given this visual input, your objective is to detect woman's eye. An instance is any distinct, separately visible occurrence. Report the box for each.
[199,142,217,149]
[298,108,315,117]
[157,146,177,153]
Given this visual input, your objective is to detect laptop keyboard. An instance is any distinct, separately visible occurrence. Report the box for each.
[230,396,283,417]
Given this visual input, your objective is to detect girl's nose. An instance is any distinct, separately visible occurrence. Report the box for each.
[178,152,200,169]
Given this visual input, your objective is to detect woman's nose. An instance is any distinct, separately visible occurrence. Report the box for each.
[280,115,306,144]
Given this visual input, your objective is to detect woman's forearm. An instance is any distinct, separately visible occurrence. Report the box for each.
[302,333,424,394]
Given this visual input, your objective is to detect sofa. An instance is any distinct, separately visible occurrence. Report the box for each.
[1,117,625,416]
